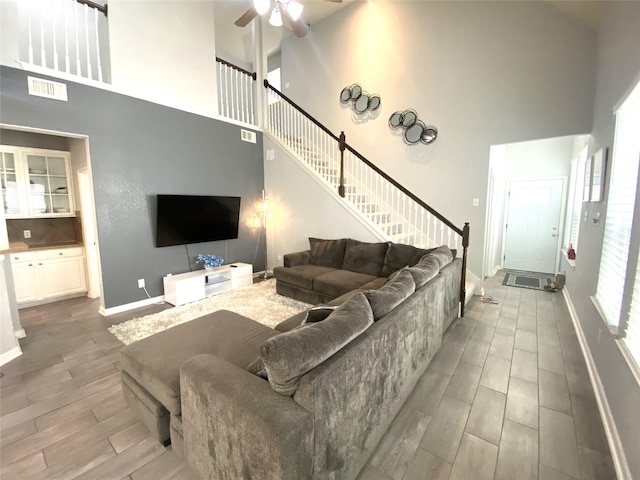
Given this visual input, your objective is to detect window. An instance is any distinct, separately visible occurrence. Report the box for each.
[563,146,588,254]
[594,78,640,367]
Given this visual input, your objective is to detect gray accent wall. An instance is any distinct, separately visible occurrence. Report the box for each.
[0,66,265,309]
[560,3,640,478]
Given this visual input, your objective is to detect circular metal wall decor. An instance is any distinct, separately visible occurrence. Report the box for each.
[388,109,438,145]
[339,83,381,114]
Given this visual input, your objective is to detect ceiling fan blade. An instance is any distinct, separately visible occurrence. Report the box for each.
[235,7,258,27]
[282,8,308,37]
[324,0,343,3]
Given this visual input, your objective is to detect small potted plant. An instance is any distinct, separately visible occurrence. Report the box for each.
[196,254,224,271]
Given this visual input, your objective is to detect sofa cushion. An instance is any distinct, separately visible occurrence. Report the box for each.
[381,243,432,277]
[260,292,374,396]
[309,237,347,268]
[407,254,441,288]
[360,276,388,291]
[273,264,337,290]
[314,269,379,298]
[426,245,454,269]
[363,269,416,320]
[342,238,389,276]
[120,310,278,415]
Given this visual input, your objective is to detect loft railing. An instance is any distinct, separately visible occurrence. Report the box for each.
[263,79,470,315]
[216,57,257,126]
[17,0,110,83]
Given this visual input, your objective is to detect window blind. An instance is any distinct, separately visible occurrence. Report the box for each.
[595,80,640,331]
[620,80,640,365]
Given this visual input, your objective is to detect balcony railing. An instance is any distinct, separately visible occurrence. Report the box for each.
[16,0,110,83]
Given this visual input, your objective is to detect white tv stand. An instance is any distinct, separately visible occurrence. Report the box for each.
[163,262,253,307]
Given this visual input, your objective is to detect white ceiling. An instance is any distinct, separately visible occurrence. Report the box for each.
[214,0,607,65]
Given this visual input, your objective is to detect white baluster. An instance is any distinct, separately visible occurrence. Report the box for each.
[40,0,46,67]
[51,0,58,70]
[94,8,102,82]
[74,1,80,75]
[27,1,34,64]
[63,0,70,73]
[84,4,92,79]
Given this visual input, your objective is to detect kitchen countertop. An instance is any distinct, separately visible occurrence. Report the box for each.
[0,242,84,255]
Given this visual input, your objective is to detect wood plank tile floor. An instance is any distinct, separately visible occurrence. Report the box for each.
[0,271,616,479]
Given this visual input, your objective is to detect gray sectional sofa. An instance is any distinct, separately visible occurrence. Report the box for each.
[119,240,461,480]
[273,237,453,305]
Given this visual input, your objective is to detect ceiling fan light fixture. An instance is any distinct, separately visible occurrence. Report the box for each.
[287,1,304,21]
[254,0,270,15]
[269,5,283,26]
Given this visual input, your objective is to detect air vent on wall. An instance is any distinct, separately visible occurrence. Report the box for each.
[241,129,257,144]
[27,76,68,101]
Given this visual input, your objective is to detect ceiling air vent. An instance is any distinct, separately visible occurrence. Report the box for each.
[241,129,257,144]
[27,76,68,101]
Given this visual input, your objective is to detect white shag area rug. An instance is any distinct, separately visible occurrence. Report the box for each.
[109,279,311,345]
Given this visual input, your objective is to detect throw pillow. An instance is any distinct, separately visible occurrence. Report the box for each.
[426,245,454,269]
[246,357,268,379]
[381,243,432,277]
[342,238,389,276]
[407,255,440,288]
[302,305,337,324]
[309,238,347,268]
[260,292,374,396]
[363,269,416,321]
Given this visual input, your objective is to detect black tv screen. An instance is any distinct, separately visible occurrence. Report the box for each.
[156,194,241,247]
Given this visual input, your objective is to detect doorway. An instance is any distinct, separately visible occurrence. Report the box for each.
[503,178,565,274]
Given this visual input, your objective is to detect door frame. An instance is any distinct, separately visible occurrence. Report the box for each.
[501,176,567,274]
[77,165,103,300]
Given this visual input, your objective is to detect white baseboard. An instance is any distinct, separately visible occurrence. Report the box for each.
[0,346,22,366]
[99,295,165,317]
[15,328,25,339]
[562,289,632,480]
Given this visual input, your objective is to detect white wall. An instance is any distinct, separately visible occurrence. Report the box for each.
[264,136,384,271]
[109,0,218,118]
[279,1,597,277]
[0,0,19,68]
[504,136,574,180]
[560,2,640,477]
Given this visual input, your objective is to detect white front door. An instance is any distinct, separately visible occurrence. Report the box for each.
[503,178,564,274]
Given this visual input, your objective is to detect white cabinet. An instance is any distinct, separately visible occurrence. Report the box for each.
[1,146,75,219]
[10,247,87,306]
[163,263,253,307]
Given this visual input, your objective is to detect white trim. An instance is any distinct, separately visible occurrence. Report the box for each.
[14,62,262,131]
[563,288,633,480]
[99,295,165,317]
[616,337,640,389]
[0,346,22,366]
[15,328,25,339]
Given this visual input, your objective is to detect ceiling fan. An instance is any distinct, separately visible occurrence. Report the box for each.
[234,0,342,38]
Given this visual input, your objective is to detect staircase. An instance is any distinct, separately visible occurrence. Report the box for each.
[214,61,471,313]
[263,81,472,313]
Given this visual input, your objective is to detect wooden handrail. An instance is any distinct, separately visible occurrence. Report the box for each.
[216,57,257,80]
[76,0,107,15]
[264,79,340,142]
[342,142,464,237]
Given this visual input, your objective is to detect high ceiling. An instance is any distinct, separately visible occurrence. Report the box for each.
[214,0,607,64]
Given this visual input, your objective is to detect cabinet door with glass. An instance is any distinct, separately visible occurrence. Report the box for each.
[24,151,74,217]
[1,147,26,217]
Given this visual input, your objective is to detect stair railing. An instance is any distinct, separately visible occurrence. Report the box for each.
[263,79,470,315]
[216,57,257,126]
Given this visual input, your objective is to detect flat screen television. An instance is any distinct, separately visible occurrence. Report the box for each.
[156,194,241,247]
